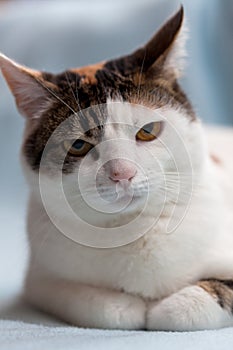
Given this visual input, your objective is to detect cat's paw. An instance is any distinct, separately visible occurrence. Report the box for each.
[146,285,233,331]
[25,277,146,330]
[87,289,146,330]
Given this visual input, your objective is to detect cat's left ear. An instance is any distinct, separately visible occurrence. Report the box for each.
[0,54,57,119]
[105,6,186,80]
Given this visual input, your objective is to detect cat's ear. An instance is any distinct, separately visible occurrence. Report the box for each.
[0,54,56,119]
[105,6,186,80]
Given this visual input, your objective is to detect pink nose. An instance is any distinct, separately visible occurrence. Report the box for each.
[108,160,137,182]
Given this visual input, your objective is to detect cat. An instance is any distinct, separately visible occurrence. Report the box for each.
[1,6,233,331]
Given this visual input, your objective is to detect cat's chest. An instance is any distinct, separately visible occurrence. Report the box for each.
[29,214,207,299]
[28,181,233,299]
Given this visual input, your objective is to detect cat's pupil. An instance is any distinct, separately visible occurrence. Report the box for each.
[72,140,85,150]
[142,123,153,134]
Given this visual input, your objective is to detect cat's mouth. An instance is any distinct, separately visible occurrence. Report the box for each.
[110,180,134,200]
[97,180,148,204]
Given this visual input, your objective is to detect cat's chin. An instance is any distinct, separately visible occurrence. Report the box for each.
[70,192,157,229]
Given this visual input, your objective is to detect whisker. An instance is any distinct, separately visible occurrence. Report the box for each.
[36,78,77,114]
[65,71,79,106]
[75,80,87,122]
[137,51,146,99]
[30,229,52,273]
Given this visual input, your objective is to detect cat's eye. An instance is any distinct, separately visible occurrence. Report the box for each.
[136,121,163,142]
[63,139,93,157]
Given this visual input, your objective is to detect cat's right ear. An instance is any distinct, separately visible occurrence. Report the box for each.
[105,6,186,81]
[0,54,56,119]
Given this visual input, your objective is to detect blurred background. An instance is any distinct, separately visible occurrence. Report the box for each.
[0,0,233,301]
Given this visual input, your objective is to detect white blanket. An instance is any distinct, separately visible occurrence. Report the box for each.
[1,300,233,350]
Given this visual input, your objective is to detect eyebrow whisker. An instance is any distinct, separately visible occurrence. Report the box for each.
[36,78,77,115]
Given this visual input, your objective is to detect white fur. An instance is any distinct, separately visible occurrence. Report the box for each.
[22,100,233,330]
[165,18,188,77]
[25,277,146,330]
[147,286,233,331]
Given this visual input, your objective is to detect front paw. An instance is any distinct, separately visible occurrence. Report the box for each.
[146,286,233,331]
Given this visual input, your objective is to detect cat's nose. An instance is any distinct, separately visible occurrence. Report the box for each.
[108,160,137,182]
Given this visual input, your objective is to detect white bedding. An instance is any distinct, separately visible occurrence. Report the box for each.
[1,321,233,350]
[1,299,233,350]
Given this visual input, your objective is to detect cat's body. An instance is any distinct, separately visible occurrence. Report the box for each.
[1,7,233,330]
[24,138,233,330]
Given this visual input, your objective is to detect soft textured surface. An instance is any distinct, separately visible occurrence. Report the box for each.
[1,320,233,350]
[1,299,233,350]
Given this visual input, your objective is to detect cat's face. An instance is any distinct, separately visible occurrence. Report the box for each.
[0,7,206,243]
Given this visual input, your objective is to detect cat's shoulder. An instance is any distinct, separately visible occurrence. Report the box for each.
[205,126,233,170]
[205,125,233,207]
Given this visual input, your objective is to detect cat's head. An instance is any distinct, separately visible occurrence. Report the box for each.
[0,7,206,244]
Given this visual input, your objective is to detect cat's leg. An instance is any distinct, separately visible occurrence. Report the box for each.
[24,277,146,329]
[147,279,233,331]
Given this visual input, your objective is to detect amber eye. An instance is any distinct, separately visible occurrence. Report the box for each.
[136,121,163,142]
[63,139,93,157]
